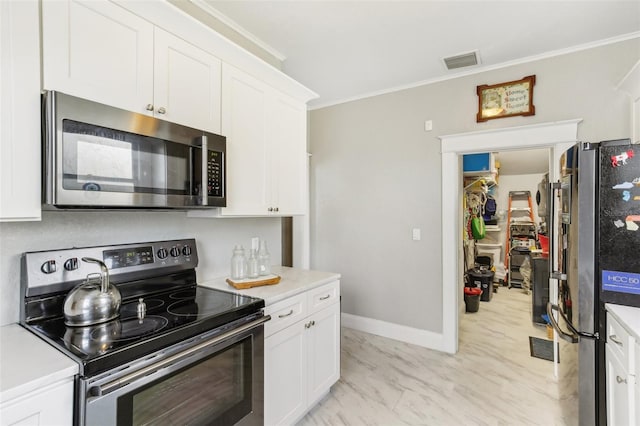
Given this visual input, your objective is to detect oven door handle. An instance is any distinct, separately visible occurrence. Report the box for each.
[92,315,271,397]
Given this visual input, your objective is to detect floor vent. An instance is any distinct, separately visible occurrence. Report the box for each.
[443,51,479,70]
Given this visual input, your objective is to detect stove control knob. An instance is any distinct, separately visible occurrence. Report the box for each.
[64,257,79,271]
[41,260,57,274]
[182,246,192,256]
[157,248,169,259]
[170,247,181,257]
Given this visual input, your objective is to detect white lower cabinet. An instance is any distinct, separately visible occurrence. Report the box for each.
[0,379,74,426]
[264,282,340,426]
[605,311,636,426]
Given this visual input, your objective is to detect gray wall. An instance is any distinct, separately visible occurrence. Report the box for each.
[0,212,281,326]
[309,38,639,333]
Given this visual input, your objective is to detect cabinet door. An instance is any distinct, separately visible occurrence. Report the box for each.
[42,0,154,114]
[606,344,632,426]
[307,302,340,405]
[269,93,308,215]
[265,321,308,426]
[220,64,269,215]
[153,28,221,133]
[0,379,74,426]
[0,0,41,221]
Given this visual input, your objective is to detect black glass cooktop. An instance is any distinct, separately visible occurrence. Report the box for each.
[27,283,264,376]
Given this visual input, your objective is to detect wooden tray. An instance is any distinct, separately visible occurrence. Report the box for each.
[226,274,281,289]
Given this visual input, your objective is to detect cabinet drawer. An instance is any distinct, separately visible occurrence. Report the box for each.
[607,313,633,364]
[265,294,307,337]
[307,281,340,315]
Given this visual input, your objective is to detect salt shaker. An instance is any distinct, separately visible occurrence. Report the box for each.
[257,240,271,276]
[230,245,247,280]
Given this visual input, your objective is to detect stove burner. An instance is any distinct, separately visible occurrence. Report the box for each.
[167,297,233,317]
[90,316,168,342]
[169,290,197,300]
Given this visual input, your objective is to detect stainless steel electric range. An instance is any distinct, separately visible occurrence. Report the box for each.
[20,238,268,426]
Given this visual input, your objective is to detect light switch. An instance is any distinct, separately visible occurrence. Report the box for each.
[412,228,421,241]
[424,120,433,132]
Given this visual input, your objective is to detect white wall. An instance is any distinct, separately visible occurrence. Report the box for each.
[0,212,281,326]
[309,37,639,338]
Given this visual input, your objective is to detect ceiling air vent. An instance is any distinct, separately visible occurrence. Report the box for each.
[443,51,480,70]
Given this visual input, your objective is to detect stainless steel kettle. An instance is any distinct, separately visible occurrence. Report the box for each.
[63,257,122,326]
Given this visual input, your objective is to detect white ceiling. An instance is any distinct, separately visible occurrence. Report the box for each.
[201,1,640,109]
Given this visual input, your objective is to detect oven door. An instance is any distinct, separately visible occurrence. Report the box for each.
[80,315,268,426]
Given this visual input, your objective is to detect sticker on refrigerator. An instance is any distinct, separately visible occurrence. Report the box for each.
[602,270,640,295]
[626,215,640,231]
[623,190,631,201]
[611,149,634,167]
[613,182,634,189]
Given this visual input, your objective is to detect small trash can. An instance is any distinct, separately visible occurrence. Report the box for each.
[464,287,482,313]
[467,268,494,302]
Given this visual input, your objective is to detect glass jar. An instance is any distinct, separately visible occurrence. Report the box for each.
[257,240,270,276]
[247,249,259,279]
[230,245,247,280]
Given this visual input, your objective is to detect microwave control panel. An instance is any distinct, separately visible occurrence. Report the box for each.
[207,150,223,197]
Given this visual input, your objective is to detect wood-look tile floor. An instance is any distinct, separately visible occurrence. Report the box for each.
[298,286,573,426]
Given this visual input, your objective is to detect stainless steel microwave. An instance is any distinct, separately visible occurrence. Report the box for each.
[42,91,225,210]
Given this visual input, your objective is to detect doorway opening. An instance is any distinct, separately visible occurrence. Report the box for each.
[439,119,581,354]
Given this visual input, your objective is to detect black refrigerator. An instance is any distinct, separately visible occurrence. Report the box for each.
[548,139,640,426]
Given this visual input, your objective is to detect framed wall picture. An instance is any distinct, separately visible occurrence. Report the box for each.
[476,75,536,122]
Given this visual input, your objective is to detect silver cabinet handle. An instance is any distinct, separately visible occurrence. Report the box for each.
[145,104,154,111]
[274,207,279,212]
[278,309,294,318]
[609,335,624,346]
[157,107,166,114]
[319,295,330,300]
[305,320,316,329]
[268,207,273,212]
[616,376,627,384]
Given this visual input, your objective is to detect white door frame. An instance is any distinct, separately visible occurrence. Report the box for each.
[439,119,582,354]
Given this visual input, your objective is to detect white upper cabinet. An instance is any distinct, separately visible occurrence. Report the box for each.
[41,0,154,115]
[42,0,222,133]
[218,64,308,216]
[0,0,41,221]
[153,27,221,133]
[269,93,308,215]
[220,64,270,216]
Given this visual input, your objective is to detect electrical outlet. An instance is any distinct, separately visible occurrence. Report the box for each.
[424,120,433,132]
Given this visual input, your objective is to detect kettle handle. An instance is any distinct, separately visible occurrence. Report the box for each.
[81,257,110,293]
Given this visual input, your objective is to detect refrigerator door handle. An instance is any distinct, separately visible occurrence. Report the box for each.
[547,302,579,343]
[547,302,599,342]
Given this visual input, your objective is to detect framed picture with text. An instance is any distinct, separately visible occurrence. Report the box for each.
[476,75,536,122]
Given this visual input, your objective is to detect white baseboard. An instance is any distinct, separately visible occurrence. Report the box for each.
[341,312,446,352]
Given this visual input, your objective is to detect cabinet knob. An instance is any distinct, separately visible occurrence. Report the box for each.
[157,107,166,114]
[145,104,154,111]
[274,207,279,212]
[268,207,273,212]
[616,375,627,384]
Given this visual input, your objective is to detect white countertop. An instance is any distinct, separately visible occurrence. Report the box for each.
[606,303,640,340]
[0,324,78,404]
[200,266,341,305]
